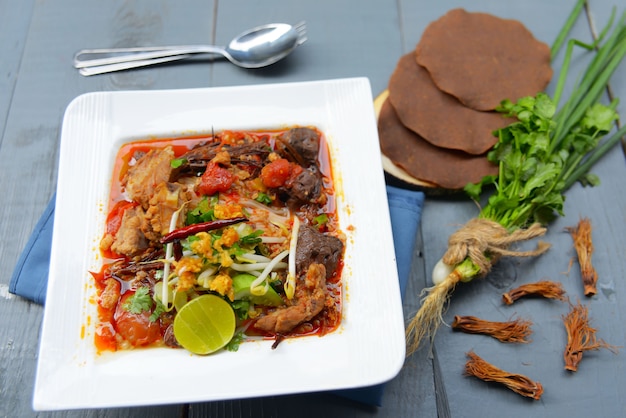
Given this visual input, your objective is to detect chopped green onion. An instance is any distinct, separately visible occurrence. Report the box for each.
[313,213,329,226]
[255,192,272,205]
[170,157,187,168]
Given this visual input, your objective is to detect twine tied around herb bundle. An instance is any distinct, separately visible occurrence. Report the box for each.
[443,218,551,277]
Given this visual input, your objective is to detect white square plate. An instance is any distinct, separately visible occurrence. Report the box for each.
[34,78,405,410]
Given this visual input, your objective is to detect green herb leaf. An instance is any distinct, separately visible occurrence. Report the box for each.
[313,213,329,226]
[123,287,153,315]
[149,299,165,322]
[225,331,245,352]
[581,103,618,133]
[231,300,250,320]
[170,158,187,169]
[187,196,216,224]
[255,193,272,205]
[239,230,263,246]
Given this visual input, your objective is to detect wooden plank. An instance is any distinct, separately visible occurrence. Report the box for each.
[404,1,626,416]
[0,1,216,416]
[0,0,36,138]
[209,0,401,96]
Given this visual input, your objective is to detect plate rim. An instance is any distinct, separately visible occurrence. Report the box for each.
[33,78,406,411]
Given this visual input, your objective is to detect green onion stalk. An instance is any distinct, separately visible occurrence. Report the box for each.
[406,0,626,356]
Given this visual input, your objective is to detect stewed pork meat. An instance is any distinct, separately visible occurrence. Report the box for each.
[123,146,175,208]
[254,263,327,334]
[295,224,344,279]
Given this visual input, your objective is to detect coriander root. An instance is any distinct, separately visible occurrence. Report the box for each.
[406,220,548,356]
[452,315,532,343]
[406,269,464,355]
[566,217,598,296]
[562,301,618,371]
[502,280,567,305]
[465,351,543,400]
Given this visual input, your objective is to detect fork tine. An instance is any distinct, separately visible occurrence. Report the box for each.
[294,21,307,45]
[294,21,306,32]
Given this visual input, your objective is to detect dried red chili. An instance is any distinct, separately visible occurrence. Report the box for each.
[452,315,532,343]
[502,280,567,305]
[159,217,247,244]
[562,301,618,372]
[465,351,543,400]
[566,218,598,297]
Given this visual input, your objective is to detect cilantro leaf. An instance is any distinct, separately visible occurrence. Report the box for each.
[231,300,250,320]
[123,287,153,315]
[149,299,166,322]
[581,103,618,133]
[225,331,245,352]
[187,196,216,224]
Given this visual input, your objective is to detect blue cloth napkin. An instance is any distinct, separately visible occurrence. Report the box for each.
[9,194,56,305]
[9,185,425,406]
[331,185,424,406]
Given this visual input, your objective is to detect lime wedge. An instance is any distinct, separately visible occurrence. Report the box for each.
[173,294,236,355]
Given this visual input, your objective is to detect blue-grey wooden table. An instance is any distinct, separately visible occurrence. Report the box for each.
[1,1,625,417]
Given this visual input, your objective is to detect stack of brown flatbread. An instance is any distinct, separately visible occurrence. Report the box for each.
[378,8,552,190]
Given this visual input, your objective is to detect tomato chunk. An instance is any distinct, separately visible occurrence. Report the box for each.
[198,162,235,196]
[261,158,292,188]
[114,293,161,347]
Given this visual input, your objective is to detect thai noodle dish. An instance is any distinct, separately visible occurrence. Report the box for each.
[93,127,345,355]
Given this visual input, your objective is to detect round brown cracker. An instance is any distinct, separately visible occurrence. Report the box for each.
[378,98,498,190]
[388,52,511,155]
[415,8,552,111]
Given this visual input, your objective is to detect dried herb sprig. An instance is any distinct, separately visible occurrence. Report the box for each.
[502,280,567,305]
[566,218,598,296]
[452,315,533,343]
[562,301,618,371]
[465,351,544,400]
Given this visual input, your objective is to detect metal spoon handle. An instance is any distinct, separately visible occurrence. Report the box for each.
[78,55,193,76]
[73,45,226,68]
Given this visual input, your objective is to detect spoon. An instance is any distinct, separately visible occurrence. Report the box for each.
[74,22,307,76]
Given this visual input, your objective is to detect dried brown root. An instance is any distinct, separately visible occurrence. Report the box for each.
[565,218,598,296]
[452,315,533,343]
[405,269,463,356]
[502,280,567,305]
[465,351,543,400]
[562,301,619,371]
